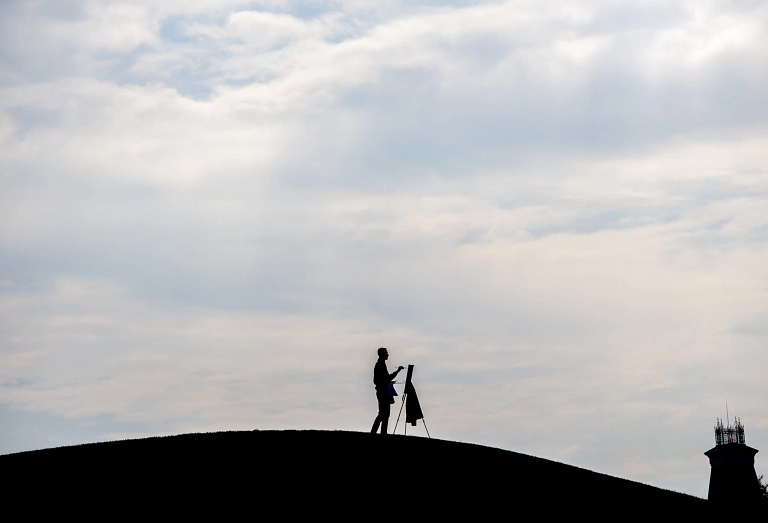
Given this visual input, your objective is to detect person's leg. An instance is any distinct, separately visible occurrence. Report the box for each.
[372,392,383,433]
[380,401,391,435]
[372,395,390,434]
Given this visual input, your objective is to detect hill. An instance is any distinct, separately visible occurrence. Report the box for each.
[1,430,706,516]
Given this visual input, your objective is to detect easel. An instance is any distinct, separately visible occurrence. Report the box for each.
[393,364,431,438]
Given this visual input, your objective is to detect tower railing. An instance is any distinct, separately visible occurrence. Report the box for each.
[715,417,745,445]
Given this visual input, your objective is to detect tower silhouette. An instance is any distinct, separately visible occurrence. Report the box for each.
[704,417,761,504]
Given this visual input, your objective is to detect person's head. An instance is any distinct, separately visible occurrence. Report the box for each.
[377,347,388,359]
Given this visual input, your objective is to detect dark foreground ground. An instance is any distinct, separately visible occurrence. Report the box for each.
[1,430,707,517]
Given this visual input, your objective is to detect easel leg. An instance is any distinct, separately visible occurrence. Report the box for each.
[393,393,407,434]
[422,418,431,439]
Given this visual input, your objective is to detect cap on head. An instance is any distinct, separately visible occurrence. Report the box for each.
[377,347,387,357]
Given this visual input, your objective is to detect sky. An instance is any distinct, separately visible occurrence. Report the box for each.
[1,0,767,498]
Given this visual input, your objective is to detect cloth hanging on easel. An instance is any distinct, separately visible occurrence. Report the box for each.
[404,381,423,426]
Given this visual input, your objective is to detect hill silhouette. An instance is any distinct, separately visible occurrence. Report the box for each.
[1,430,706,516]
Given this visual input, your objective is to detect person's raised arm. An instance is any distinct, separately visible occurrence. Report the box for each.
[389,365,404,381]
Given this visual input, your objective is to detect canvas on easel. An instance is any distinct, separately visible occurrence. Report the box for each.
[394,364,430,437]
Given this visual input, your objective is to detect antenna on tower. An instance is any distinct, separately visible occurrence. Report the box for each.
[726,402,729,427]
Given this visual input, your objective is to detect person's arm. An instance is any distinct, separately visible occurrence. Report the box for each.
[388,366,404,381]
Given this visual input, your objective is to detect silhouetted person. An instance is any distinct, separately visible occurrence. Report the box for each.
[370,347,403,435]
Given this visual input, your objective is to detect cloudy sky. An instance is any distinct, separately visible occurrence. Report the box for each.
[2,0,767,497]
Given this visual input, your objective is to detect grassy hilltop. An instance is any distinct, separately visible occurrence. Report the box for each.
[1,430,706,516]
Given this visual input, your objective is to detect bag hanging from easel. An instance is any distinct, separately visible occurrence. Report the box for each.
[405,381,423,426]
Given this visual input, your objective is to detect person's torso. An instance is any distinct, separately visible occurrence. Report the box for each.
[373,359,388,388]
